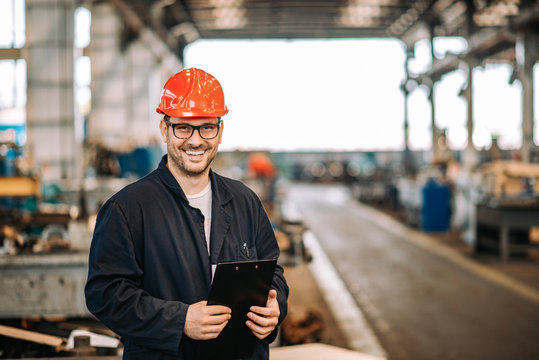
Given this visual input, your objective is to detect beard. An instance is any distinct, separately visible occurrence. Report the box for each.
[166,141,217,178]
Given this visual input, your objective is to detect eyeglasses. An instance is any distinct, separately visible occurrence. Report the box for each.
[164,120,221,140]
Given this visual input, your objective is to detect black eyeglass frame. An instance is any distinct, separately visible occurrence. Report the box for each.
[163,119,222,140]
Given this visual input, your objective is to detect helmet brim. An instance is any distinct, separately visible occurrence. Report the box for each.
[156,107,228,118]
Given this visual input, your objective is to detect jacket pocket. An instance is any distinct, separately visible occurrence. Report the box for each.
[237,242,257,260]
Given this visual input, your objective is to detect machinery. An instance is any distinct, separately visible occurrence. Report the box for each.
[474,161,539,260]
[0,138,92,319]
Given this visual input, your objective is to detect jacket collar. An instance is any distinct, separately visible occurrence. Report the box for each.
[156,154,235,267]
[156,155,188,203]
[208,168,234,206]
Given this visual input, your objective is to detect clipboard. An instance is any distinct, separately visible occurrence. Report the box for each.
[201,258,277,359]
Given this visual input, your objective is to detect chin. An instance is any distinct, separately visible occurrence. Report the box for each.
[182,164,210,177]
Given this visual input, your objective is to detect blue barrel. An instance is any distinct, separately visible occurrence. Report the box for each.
[421,178,451,232]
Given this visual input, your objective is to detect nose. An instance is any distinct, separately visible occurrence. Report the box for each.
[187,128,204,146]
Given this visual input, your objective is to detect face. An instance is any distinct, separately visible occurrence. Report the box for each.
[160,116,223,179]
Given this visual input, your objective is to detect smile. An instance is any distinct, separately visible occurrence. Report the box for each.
[185,150,205,156]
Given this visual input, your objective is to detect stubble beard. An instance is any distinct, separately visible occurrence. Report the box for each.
[167,142,216,178]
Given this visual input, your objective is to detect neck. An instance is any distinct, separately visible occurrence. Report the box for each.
[166,162,210,195]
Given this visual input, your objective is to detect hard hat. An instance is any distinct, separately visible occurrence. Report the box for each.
[247,152,276,178]
[156,68,228,118]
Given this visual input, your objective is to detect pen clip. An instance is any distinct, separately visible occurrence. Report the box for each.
[242,242,250,257]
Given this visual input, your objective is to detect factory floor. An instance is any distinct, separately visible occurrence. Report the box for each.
[282,183,539,360]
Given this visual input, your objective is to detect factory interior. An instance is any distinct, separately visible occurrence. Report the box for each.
[1,0,539,359]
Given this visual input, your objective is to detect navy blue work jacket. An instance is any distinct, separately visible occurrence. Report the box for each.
[85,155,288,359]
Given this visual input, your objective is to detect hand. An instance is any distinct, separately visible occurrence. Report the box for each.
[246,289,280,340]
[184,301,231,340]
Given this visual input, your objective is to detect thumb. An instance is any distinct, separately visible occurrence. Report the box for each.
[267,289,277,305]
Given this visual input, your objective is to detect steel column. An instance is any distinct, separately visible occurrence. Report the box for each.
[87,2,127,147]
[517,31,537,163]
[25,0,79,180]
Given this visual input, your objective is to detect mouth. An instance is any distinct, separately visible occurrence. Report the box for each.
[185,150,205,157]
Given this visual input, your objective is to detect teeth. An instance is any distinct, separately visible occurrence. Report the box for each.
[186,150,204,156]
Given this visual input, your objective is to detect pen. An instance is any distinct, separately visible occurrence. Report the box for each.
[243,242,250,257]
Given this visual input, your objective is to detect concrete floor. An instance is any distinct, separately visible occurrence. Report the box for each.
[285,183,539,360]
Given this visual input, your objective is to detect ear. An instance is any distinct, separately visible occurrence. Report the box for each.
[218,120,224,144]
[159,120,168,143]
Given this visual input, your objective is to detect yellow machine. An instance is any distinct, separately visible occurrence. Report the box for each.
[0,176,40,197]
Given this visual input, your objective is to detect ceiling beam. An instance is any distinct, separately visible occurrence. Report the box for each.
[109,0,179,56]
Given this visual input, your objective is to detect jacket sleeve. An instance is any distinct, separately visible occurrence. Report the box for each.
[85,200,188,355]
[254,200,289,343]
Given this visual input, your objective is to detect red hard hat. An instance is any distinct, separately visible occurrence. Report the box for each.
[156,68,228,118]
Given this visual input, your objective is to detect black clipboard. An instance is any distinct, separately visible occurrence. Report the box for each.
[201,258,277,359]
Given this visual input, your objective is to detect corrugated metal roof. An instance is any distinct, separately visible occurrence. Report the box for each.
[113,0,538,61]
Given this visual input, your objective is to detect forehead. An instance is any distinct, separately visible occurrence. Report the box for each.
[169,116,220,124]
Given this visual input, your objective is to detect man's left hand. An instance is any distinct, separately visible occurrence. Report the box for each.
[246,289,280,340]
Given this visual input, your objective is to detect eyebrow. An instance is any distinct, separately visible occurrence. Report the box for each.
[166,121,220,126]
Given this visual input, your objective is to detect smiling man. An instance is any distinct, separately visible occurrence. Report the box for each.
[85,68,289,360]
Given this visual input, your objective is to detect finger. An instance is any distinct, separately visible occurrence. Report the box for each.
[199,333,219,340]
[206,305,231,315]
[249,304,279,317]
[247,311,278,328]
[202,321,229,334]
[249,306,271,316]
[246,320,273,340]
[203,313,231,325]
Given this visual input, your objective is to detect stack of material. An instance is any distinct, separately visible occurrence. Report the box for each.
[479,160,539,199]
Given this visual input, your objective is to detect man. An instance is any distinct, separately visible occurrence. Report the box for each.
[85,68,289,359]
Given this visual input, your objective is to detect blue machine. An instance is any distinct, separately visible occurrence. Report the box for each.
[421,178,451,232]
[116,146,163,178]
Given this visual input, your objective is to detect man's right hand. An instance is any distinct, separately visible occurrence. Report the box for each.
[184,301,231,340]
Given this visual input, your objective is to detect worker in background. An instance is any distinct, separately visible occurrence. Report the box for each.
[247,152,277,180]
[85,68,289,360]
[246,151,278,218]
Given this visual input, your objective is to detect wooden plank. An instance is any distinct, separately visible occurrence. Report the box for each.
[0,324,65,348]
[0,47,22,60]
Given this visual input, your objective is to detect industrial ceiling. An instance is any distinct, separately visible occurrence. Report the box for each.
[111,0,538,62]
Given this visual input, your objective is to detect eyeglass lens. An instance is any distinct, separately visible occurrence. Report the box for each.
[172,123,220,139]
